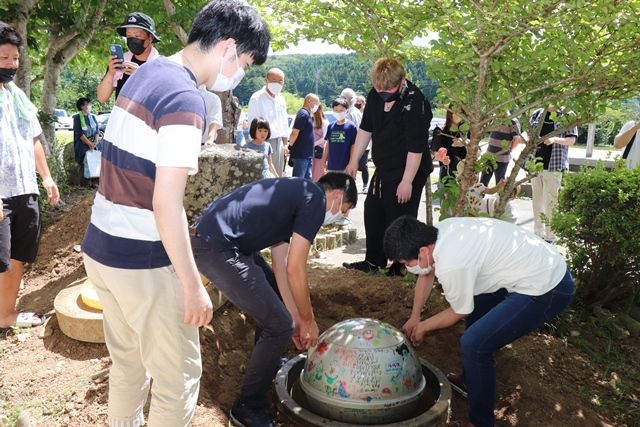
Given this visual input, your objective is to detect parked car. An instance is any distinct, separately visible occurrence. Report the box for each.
[96,112,111,133]
[54,109,73,131]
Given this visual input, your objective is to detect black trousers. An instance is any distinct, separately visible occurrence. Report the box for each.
[364,170,427,267]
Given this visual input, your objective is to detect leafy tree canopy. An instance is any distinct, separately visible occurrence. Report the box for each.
[258,0,640,215]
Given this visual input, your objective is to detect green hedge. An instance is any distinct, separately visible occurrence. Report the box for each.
[551,161,640,307]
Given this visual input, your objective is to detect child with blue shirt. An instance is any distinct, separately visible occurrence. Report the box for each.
[323,97,358,172]
[246,117,279,178]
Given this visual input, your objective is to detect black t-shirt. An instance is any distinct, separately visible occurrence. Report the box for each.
[105,56,147,100]
[195,178,326,253]
[537,112,556,170]
[290,108,315,159]
[431,126,467,179]
[360,80,433,182]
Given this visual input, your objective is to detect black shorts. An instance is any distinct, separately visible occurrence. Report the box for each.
[0,194,41,272]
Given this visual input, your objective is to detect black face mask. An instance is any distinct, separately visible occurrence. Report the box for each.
[378,87,401,102]
[0,67,17,84]
[354,103,363,109]
[127,37,147,56]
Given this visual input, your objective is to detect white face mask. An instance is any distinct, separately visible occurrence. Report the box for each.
[267,82,283,95]
[323,196,343,225]
[333,110,347,121]
[406,253,433,276]
[310,104,319,114]
[209,46,245,92]
[86,105,92,114]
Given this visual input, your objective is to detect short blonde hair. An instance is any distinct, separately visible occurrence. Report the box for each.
[371,58,406,91]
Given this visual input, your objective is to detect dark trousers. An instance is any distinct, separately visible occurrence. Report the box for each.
[480,161,508,187]
[357,150,370,187]
[191,236,294,406]
[461,268,574,427]
[364,171,426,267]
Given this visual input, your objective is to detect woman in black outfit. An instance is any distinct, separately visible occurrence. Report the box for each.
[431,108,468,185]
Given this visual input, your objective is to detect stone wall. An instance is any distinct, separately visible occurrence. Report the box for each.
[184,144,263,222]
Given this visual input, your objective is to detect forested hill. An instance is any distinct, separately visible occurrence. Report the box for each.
[232,53,439,107]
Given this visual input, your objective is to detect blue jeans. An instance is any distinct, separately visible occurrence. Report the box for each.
[191,236,294,406]
[291,158,312,179]
[461,267,574,427]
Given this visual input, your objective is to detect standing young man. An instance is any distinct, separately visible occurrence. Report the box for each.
[97,12,161,103]
[344,58,433,276]
[81,2,270,426]
[191,172,357,427]
[0,22,60,333]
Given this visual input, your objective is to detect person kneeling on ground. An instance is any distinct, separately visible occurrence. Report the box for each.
[384,215,574,427]
[191,172,357,427]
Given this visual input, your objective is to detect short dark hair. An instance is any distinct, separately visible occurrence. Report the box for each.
[0,22,23,49]
[249,117,270,139]
[318,172,358,208]
[384,216,438,262]
[76,97,91,111]
[187,0,270,66]
[332,97,349,109]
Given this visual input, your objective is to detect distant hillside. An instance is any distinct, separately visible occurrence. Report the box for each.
[233,53,439,107]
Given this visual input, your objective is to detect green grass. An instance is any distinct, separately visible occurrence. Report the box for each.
[54,130,73,146]
[545,306,640,426]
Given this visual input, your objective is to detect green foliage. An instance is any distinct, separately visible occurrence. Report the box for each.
[551,161,640,307]
[576,101,640,147]
[233,53,439,107]
[280,91,305,115]
[432,177,459,221]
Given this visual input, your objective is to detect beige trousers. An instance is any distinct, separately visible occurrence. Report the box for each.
[83,254,201,427]
[531,170,563,241]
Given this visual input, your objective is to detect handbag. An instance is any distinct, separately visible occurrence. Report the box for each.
[314,145,324,159]
[84,150,102,178]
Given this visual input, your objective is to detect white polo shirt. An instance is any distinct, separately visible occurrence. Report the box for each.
[247,87,288,139]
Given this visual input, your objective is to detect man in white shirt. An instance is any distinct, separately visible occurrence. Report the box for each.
[248,68,288,174]
[198,85,223,146]
[384,216,574,427]
[614,120,640,169]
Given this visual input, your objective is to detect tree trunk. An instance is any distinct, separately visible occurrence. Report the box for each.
[39,0,108,152]
[163,0,189,45]
[7,0,39,97]
[213,90,237,144]
[424,177,433,225]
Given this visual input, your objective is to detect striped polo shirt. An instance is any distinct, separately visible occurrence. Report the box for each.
[81,57,205,269]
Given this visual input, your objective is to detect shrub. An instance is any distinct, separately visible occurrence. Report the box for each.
[551,161,640,307]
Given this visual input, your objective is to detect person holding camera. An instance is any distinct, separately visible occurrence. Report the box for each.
[97,12,161,103]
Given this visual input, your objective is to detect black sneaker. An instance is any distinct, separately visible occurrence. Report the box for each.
[230,400,277,427]
[342,260,379,273]
[385,262,405,277]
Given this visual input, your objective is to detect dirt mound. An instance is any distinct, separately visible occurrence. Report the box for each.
[0,193,626,426]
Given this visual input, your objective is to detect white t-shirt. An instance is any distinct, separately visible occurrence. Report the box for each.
[199,87,223,144]
[616,121,640,169]
[247,87,288,139]
[433,218,567,315]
